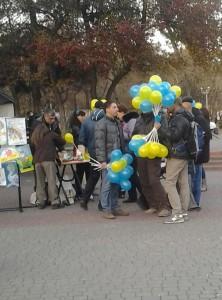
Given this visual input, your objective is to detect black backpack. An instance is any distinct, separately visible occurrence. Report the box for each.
[186,121,205,161]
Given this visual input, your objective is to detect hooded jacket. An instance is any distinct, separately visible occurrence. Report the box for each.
[78,109,105,158]
[160,108,193,159]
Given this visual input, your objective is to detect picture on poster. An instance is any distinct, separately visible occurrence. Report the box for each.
[1,161,19,187]
[6,118,27,146]
[0,167,7,186]
[0,145,34,173]
[0,117,7,146]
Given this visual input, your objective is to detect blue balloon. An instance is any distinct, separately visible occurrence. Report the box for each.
[162,94,175,108]
[192,100,196,107]
[107,170,120,184]
[119,168,132,180]
[156,83,169,97]
[120,180,132,191]
[122,153,133,165]
[111,149,122,162]
[129,139,145,153]
[126,165,134,176]
[148,81,158,90]
[161,81,171,90]
[129,85,140,98]
[140,101,153,113]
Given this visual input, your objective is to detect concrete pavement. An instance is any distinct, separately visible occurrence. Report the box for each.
[0,135,222,300]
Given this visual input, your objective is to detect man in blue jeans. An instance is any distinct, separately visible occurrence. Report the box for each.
[95,101,129,219]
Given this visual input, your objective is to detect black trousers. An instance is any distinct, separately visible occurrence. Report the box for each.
[81,165,101,203]
[76,163,91,184]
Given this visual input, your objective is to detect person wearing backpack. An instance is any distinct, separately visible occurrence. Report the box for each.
[182,97,211,208]
[159,98,194,224]
[78,101,105,210]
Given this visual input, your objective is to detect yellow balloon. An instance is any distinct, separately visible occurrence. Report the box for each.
[111,160,125,173]
[149,75,162,84]
[132,134,145,140]
[149,91,162,105]
[119,159,127,169]
[139,86,152,100]
[195,102,202,109]
[132,96,142,109]
[64,133,74,144]
[170,85,182,97]
[101,99,107,103]
[138,144,149,158]
[158,144,168,158]
[91,99,98,110]
[148,142,161,157]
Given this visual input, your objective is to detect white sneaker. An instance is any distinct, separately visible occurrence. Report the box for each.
[145,208,157,214]
[164,214,185,224]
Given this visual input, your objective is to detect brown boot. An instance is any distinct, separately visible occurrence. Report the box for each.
[102,212,116,219]
[113,208,129,216]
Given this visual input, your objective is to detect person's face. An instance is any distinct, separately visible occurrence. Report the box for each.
[77,114,86,123]
[44,113,56,125]
[117,111,125,121]
[106,103,119,118]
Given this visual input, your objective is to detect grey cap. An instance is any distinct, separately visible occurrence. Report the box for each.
[44,108,55,116]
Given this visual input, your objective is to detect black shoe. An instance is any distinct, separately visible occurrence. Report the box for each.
[37,203,46,209]
[51,202,65,209]
[189,206,201,211]
[80,200,88,211]
[98,201,103,211]
[137,195,149,210]
[123,198,136,203]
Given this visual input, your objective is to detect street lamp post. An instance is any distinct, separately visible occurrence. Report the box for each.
[200,86,210,109]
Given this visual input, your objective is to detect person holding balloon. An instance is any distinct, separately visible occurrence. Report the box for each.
[95,100,129,219]
[132,110,171,217]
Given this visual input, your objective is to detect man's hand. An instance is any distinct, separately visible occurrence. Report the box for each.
[100,162,107,169]
[154,122,161,130]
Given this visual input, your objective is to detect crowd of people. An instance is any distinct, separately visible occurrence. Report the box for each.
[29,95,211,224]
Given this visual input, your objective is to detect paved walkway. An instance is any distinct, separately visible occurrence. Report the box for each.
[0,135,222,300]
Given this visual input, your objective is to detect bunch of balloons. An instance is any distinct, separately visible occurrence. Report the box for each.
[129,134,168,159]
[90,98,107,110]
[129,75,182,113]
[107,150,134,191]
[192,100,203,110]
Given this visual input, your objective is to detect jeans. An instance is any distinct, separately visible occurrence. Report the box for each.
[100,169,119,212]
[191,164,202,206]
[82,165,101,203]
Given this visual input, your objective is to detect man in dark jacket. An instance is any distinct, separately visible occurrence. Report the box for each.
[133,111,170,217]
[182,96,211,208]
[159,98,193,224]
[78,101,105,210]
[95,101,129,219]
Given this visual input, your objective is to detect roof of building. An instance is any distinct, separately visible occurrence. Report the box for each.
[0,90,15,105]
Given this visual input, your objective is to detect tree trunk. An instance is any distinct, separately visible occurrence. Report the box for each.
[106,64,131,100]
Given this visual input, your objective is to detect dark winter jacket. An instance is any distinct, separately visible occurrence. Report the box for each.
[192,107,211,164]
[160,108,194,160]
[133,111,169,146]
[95,115,125,163]
[32,126,66,163]
[78,109,105,158]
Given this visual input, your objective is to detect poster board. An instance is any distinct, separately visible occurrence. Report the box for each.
[0,117,7,146]
[6,118,27,146]
[0,118,33,186]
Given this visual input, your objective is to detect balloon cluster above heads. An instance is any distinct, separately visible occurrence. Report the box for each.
[192,100,203,110]
[90,98,107,110]
[129,75,182,113]
[107,150,134,191]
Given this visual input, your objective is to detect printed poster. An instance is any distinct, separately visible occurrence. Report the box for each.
[1,161,19,187]
[6,118,27,146]
[0,166,7,186]
[0,117,7,146]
